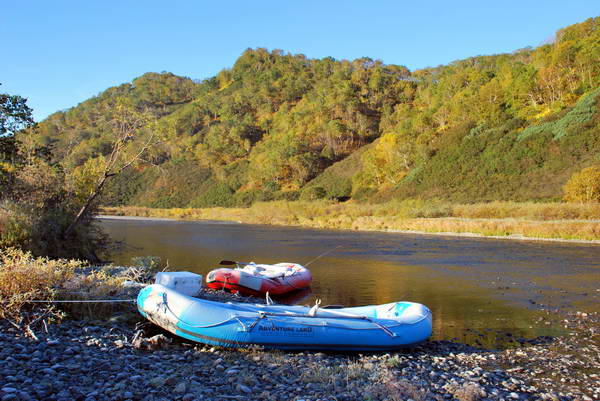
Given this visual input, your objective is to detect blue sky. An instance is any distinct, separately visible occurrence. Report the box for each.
[1,1,598,121]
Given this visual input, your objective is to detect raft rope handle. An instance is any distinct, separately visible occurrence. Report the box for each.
[245,311,400,335]
[369,320,395,337]
[260,315,407,335]
[316,305,429,337]
[245,312,267,333]
[254,310,397,337]
[155,292,411,336]
[157,293,274,332]
[235,317,248,332]
[157,293,242,329]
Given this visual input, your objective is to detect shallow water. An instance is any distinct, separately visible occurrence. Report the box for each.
[100,218,600,349]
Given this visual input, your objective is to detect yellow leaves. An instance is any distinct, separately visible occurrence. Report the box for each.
[217,69,233,91]
[112,96,153,140]
[376,133,402,161]
[432,105,451,131]
[532,106,552,120]
[354,133,412,190]
[0,161,16,173]
[531,92,579,121]
[69,156,108,202]
[563,166,600,203]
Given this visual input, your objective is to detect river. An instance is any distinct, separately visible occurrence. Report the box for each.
[100,217,600,349]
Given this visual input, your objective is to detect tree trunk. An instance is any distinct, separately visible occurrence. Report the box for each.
[64,172,111,237]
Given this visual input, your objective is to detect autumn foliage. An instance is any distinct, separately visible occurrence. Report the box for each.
[0,248,80,328]
[15,17,600,207]
[563,166,600,203]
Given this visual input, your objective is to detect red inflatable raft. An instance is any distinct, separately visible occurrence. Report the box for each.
[205,262,312,296]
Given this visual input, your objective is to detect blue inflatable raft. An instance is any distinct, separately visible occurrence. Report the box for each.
[137,284,432,351]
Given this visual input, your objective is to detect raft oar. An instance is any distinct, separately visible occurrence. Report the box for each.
[219,260,253,266]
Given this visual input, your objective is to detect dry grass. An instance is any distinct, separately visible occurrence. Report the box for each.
[0,248,82,330]
[297,359,432,401]
[352,217,600,241]
[0,248,154,334]
[451,201,600,220]
[373,371,433,401]
[445,382,487,401]
[102,200,600,241]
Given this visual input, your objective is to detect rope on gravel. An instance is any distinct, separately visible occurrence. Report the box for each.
[1,299,137,303]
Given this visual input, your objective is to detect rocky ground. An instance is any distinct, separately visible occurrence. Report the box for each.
[1,302,599,401]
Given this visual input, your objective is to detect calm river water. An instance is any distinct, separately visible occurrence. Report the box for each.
[100,217,600,348]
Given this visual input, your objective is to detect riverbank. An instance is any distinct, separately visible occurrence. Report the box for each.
[2,250,599,400]
[1,308,598,401]
[101,200,600,243]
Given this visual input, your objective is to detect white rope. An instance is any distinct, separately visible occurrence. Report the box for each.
[158,293,242,329]
[304,245,342,267]
[153,292,429,339]
[264,315,405,332]
[2,299,137,304]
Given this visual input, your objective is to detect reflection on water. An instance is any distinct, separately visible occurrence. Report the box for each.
[100,218,600,349]
[272,288,313,305]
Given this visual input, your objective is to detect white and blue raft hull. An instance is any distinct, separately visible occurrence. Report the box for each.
[137,284,432,351]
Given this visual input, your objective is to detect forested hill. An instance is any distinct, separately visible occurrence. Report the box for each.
[36,17,600,207]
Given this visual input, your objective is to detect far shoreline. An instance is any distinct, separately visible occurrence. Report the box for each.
[96,214,600,245]
[97,215,181,222]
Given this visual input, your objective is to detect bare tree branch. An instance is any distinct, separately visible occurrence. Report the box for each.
[64,99,157,237]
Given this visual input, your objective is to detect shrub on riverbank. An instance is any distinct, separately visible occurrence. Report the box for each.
[1,86,110,262]
[0,248,162,334]
[0,248,81,330]
[0,158,109,262]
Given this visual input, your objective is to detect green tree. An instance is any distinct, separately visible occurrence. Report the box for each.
[65,97,157,236]
[0,85,34,136]
[1,84,35,189]
[0,87,109,260]
[26,18,600,205]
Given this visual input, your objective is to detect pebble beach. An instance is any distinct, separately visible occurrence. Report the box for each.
[1,294,598,401]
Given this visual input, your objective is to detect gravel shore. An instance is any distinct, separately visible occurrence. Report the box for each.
[1,305,598,401]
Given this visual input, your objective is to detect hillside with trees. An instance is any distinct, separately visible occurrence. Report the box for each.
[31,17,600,209]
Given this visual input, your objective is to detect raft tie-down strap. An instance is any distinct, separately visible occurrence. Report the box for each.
[367,319,395,337]
[244,311,267,333]
[156,293,397,336]
[252,310,397,337]
[157,293,241,329]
